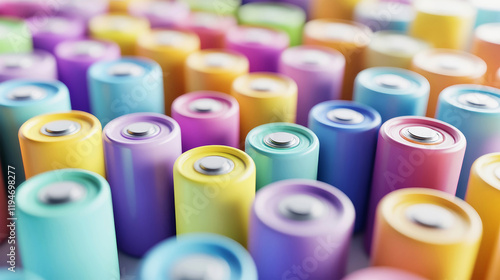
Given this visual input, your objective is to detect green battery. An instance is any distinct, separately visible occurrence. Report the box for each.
[0,17,32,53]
[180,0,241,15]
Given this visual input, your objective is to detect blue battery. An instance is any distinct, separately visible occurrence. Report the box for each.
[473,2,500,27]
[354,1,415,32]
[353,67,430,123]
[0,80,71,187]
[88,57,164,126]
[308,100,381,231]
[436,84,500,199]
[138,233,257,280]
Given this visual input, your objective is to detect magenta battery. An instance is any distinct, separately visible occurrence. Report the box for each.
[176,12,237,49]
[279,46,345,126]
[0,0,51,18]
[225,25,290,72]
[172,91,239,152]
[103,113,182,257]
[27,16,86,54]
[249,179,355,280]
[55,39,121,112]
[0,50,57,82]
[128,0,190,28]
[364,116,466,253]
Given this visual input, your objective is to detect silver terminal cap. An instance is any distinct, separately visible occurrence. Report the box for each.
[204,53,233,68]
[374,74,411,90]
[250,78,280,92]
[300,50,329,66]
[72,41,106,58]
[189,98,223,113]
[279,194,325,221]
[458,92,499,109]
[263,132,300,148]
[38,181,87,204]
[41,120,81,137]
[406,203,454,229]
[123,122,160,138]
[7,86,47,101]
[170,254,231,280]
[327,108,365,124]
[194,156,234,175]
[402,126,442,143]
[108,62,145,77]
[3,56,33,68]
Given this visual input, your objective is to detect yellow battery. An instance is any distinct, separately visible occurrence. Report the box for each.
[109,0,145,13]
[310,0,363,21]
[409,0,476,50]
[136,29,200,116]
[231,72,298,143]
[18,111,105,179]
[185,49,249,94]
[304,19,372,100]
[371,188,482,280]
[89,14,150,56]
[173,145,256,246]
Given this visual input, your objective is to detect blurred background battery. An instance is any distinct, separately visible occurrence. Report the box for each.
[109,0,142,13]
[128,0,190,28]
[16,169,119,280]
[279,45,345,126]
[88,57,164,126]
[354,0,415,32]
[0,161,7,244]
[278,0,310,18]
[0,17,32,53]
[245,123,319,190]
[176,12,237,49]
[371,188,482,280]
[0,80,71,186]
[353,67,430,123]
[180,0,242,15]
[249,179,355,280]
[0,0,50,19]
[471,0,500,28]
[309,100,381,231]
[173,145,255,246]
[27,16,85,54]
[0,50,57,82]
[19,111,106,179]
[343,267,427,280]
[225,25,290,73]
[172,91,239,151]
[54,0,109,26]
[310,0,362,21]
[472,23,500,85]
[103,113,181,257]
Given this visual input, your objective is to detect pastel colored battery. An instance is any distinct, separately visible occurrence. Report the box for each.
[179,0,241,15]
[249,179,355,280]
[411,48,487,117]
[109,0,142,13]
[409,0,476,50]
[0,80,71,186]
[19,111,106,179]
[173,145,256,246]
[55,0,109,25]
[0,160,7,244]
[279,45,345,126]
[16,169,119,280]
[237,2,306,46]
[304,19,373,101]
[139,233,257,280]
[232,72,298,142]
[0,270,44,280]
[309,100,381,232]
[0,50,57,82]
[310,0,362,21]
[128,1,190,28]
[89,14,150,56]
[136,29,200,115]
[225,26,290,73]
[364,116,466,252]
[88,57,164,126]
[0,0,50,18]
[172,91,239,151]
[472,23,500,84]
[176,12,237,49]
[353,67,430,123]
[354,1,414,32]
[343,267,428,280]
[0,17,32,53]
[27,16,85,54]
[371,188,482,280]
[185,49,249,95]
[55,39,121,112]
[103,113,182,257]
[472,0,500,27]
[278,0,310,17]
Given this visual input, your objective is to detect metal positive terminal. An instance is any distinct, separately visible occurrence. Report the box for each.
[72,41,106,58]
[327,108,365,124]
[170,254,231,280]
[458,93,499,109]
[300,50,329,66]
[189,98,223,113]
[123,122,160,138]
[38,181,87,205]
[263,132,300,148]
[279,194,325,221]
[250,78,280,92]
[194,156,234,175]
[7,86,47,101]
[156,30,184,46]
[437,55,462,71]
[2,55,33,68]
[402,126,443,144]
[41,120,81,137]
[405,203,454,229]
[204,53,233,68]
[108,63,145,77]
[374,74,411,90]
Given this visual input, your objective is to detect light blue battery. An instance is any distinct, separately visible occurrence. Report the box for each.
[354,1,415,32]
[245,122,319,190]
[0,270,44,280]
[436,84,500,199]
[138,233,258,280]
[473,2,500,27]
[308,100,381,232]
[353,67,430,123]
[0,80,71,187]
[88,57,164,126]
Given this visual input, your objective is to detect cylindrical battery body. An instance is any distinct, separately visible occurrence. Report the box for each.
[0,17,32,53]
[354,1,414,32]
[176,12,237,49]
[472,23,500,85]
[0,50,57,82]
[27,16,86,54]
[128,1,190,28]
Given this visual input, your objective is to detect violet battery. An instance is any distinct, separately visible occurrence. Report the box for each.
[128,0,190,28]
[27,16,86,54]
[0,50,57,82]
[103,113,182,257]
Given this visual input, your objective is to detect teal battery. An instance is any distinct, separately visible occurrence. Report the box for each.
[16,169,120,280]
[472,1,500,27]
[245,122,319,190]
[0,80,71,187]
[88,57,164,126]
[0,270,44,280]
[353,67,430,123]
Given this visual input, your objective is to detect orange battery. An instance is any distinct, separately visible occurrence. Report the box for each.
[109,0,144,13]
[310,0,363,21]
[472,23,500,85]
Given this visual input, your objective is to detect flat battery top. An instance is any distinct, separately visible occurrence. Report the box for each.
[279,194,325,221]
[170,254,230,280]
[38,181,87,205]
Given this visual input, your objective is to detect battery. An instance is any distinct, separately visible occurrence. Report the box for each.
[185,49,249,95]
[103,113,181,257]
[472,23,500,85]
[354,1,414,32]
[0,161,6,244]
[176,12,237,49]
[343,267,427,280]
[128,1,190,28]
[0,0,50,19]
[279,45,345,126]
[310,0,362,20]
[237,2,306,46]
[364,116,467,252]
[0,50,57,82]
[172,91,240,151]
[225,26,290,73]
[0,80,71,186]
[136,29,200,115]
[472,0,500,28]
[371,188,482,280]
[0,17,32,53]
[109,0,141,13]
[54,0,108,25]
[19,111,106,179]
[138,233,257,280]
[245,123,319,190]
[173,145,256,246]
[304,19,372,101]
[88,57,164,126]
[179,0,241,15]
[278,0,310,18]
[353,67,430,123]
[411,48,487,117]
[27,16,85,54]
[16,169,119,280]
[249,179,355,280]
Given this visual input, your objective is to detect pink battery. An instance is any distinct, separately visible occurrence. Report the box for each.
[128,0,190,28]
[0,50,56,82]
[27,16,86,54]
[225,26,289,72]
[172,91,240,152]
[343,267,427,280]
[0,0,51,18]
[55,0,109,26]
[176,12,237,49]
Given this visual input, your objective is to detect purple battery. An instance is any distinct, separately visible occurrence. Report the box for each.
[27,16,86,54]
[0,0,51,18]
[128,0,190,28]
[55,39,120,112]
[103,113,182,257]
[225,25,289,72]
[249,179,355,280]
[55,0,108,26]
[279,46,345,126]
[0,50,56,82]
